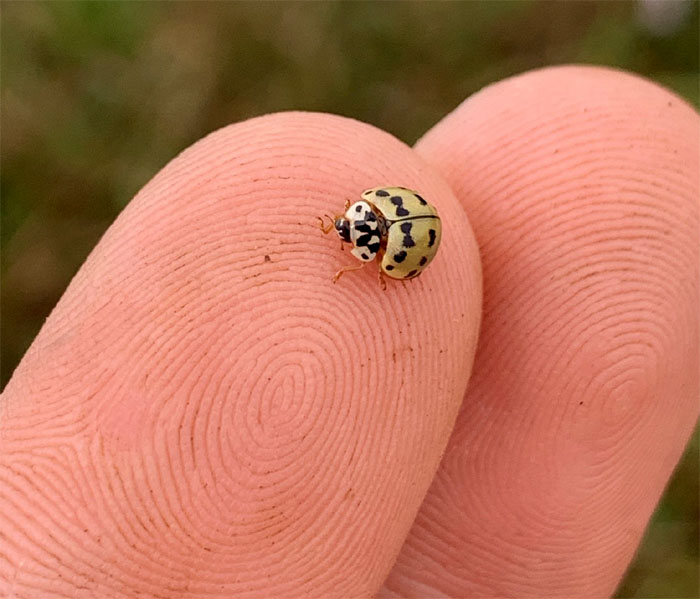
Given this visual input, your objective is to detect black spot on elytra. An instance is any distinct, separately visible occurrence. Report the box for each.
[393,251,407,263]
[385,264,394,271]
[375,189,389,197]
[428,229,437,247]
[400,221,415,247]
[391,195,410,217]
[414,193,427,205]
[419,256,428,266]
[405,269,418,278]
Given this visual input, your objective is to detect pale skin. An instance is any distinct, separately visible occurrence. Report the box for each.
[1,66,698,598]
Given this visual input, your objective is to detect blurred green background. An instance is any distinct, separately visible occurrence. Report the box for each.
[2,1,698,596]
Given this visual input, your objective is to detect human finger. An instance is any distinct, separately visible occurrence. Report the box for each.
[0,112,482,597]
[382,66,699,597]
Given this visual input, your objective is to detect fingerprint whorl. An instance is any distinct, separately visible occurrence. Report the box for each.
[70,282,402,593]
[144,272,400,586]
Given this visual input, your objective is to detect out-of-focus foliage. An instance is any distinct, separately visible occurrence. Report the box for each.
[1,2,698,597]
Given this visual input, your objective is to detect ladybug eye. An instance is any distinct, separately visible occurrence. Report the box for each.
[334,218,351,243]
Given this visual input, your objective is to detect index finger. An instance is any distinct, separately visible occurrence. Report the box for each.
[0,112,481,597]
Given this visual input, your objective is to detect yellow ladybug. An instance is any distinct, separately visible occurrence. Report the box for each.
[318,186,442,287]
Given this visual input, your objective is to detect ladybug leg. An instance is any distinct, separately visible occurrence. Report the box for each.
[377,267,387,291]
[332,263,365,284]
[344,198,351,211]
[316,214,335,234]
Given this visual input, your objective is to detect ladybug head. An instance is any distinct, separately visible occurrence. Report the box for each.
[334,217,351,243]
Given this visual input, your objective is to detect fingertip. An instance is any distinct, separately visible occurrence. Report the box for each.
[385,66,698,597]
[2,111,481,597]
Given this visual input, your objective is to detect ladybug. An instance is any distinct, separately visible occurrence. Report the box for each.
[318,186,442,288]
